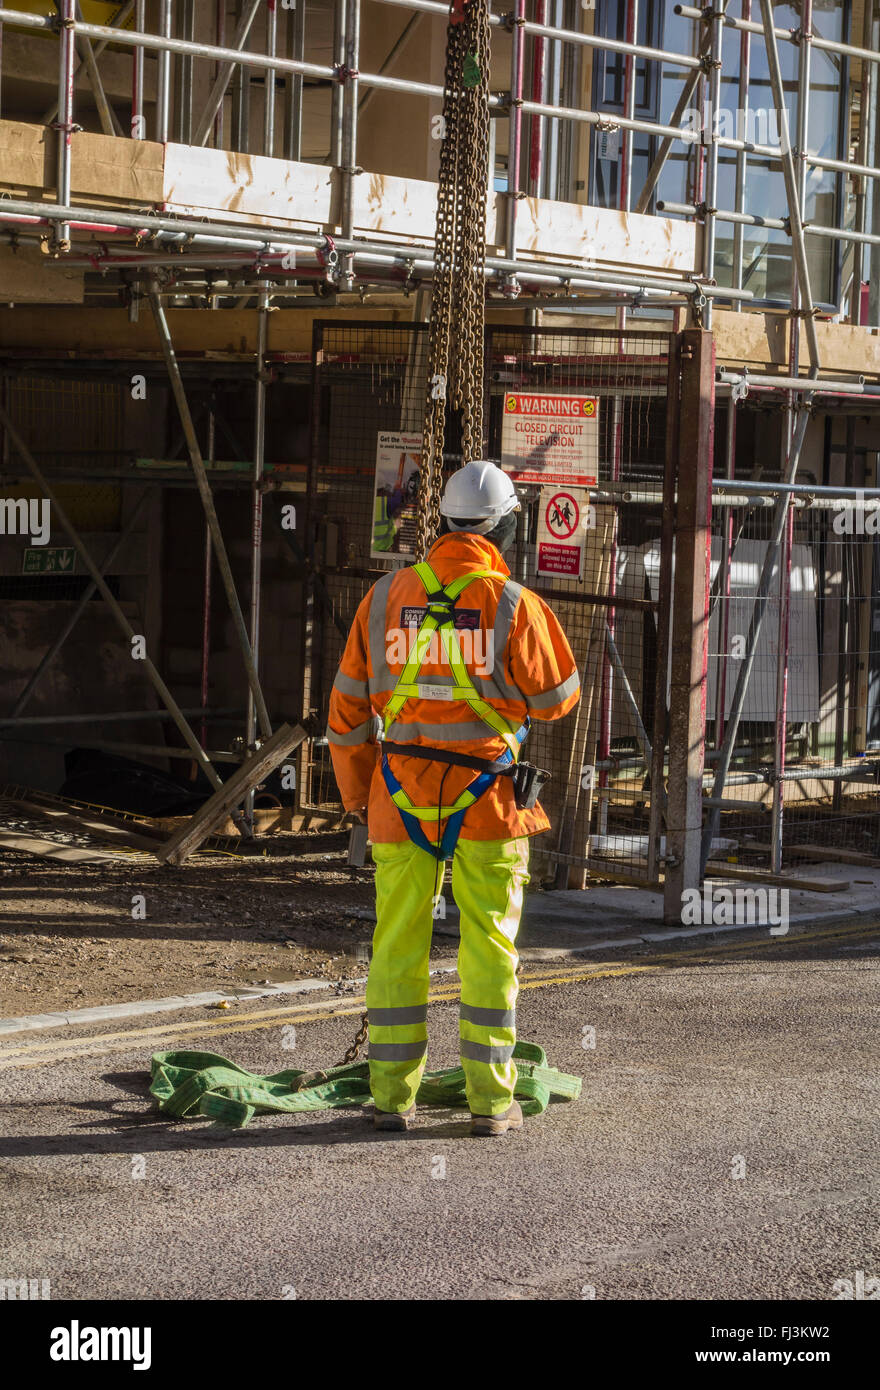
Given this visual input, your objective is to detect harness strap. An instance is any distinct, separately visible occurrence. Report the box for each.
[382,740,516,777]
[382,563,521,756]
[380,560,526,860]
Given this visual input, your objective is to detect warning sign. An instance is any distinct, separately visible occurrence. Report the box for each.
[536,487,590,581]
[544,491,579,539]
[501,392,599,486]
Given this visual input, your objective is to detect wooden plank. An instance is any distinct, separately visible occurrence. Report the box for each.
[0,306,407,358]
[354,170,438,243]
[3,31,155,102]
[0,830,116,864]
[163,143,335,230]
[164,143,695,274]
[814,319,880,379]
[706,863,849,892]
[0,122,163,205]
[783,842,880,867]
[513,196,697,274]
[0,120,48,190]
[72,131,164,205]
[0,245,83,305]
[156,723,309,865]
[8,797,163,851]
[151,805,302,836]
[713,309,789,369]
[714,308,880,381]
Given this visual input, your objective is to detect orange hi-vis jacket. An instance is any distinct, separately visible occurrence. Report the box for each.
[327,531,580,844]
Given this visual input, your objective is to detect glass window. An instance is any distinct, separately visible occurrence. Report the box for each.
[591,0,849,308]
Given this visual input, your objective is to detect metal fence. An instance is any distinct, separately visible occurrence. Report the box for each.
[300,318,676,886]
[704,405,880,877]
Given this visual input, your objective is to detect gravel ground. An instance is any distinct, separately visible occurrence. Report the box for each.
[0,839,397,1016]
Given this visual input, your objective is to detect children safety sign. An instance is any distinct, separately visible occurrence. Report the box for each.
[536,487,591,580]
[500,392,599,485]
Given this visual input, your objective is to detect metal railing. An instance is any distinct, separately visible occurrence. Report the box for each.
[0,1,875,324]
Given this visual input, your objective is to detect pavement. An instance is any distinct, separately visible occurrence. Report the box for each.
[0,917,877,1301]
[434,858,880,951]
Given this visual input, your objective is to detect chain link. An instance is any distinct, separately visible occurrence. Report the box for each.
[339,1009,369,1066]
[343,4,491,1061]
[416,0,491,562]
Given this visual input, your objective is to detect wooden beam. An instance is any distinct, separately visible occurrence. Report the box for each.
[705,863,850,893]
[0,830,115,864]
[163,141,335,231]
[0,306,412,359]
[664,330,715,922]
[714,308,880,381]
[156,722,309,865]
[1,31,156,102]
[71,130,164,205]
[0,120,163,205]
[6,796,163,851]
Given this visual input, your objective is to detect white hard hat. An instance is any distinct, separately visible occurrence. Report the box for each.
[439,460,519,535]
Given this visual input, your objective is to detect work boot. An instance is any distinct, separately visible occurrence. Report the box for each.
[469,1099,523,1137]
[373,1104,416,1131]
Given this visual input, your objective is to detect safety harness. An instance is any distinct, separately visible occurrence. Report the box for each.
[379,560,532,861]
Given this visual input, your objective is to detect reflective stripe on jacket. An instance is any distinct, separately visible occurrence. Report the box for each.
[327,530,580,843]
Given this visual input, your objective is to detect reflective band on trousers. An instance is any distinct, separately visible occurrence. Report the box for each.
[460,1002,516,1028]
[369,1040,428,1062]
[459,1039,516,1064]
[368,1004,428,1026]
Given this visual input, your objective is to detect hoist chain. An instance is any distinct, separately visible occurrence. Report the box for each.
[343,2,491,1069]
[339,1010,370,1066]
[416,0,491,563]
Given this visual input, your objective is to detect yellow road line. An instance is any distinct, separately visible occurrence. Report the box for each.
[0,919,876,1070]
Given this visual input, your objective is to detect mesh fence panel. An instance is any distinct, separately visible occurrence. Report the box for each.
[707,440,880,872]
[302,320,674,884]
[486,325,672,885]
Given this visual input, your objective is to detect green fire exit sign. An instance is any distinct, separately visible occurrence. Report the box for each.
[22,547,76,575]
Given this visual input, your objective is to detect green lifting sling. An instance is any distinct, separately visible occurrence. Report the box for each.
[149,1040,582,1129]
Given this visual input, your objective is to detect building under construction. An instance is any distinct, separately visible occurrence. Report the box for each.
[2,0,880,923]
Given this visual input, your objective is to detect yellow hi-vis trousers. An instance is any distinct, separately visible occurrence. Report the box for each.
[366,836,530,1116]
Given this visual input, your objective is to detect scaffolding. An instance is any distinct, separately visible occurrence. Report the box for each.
[1,1,880,902]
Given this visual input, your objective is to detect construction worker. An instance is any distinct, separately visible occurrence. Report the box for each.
[328,461,579,1135]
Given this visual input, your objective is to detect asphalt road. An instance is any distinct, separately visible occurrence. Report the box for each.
[0,922,877,1301]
